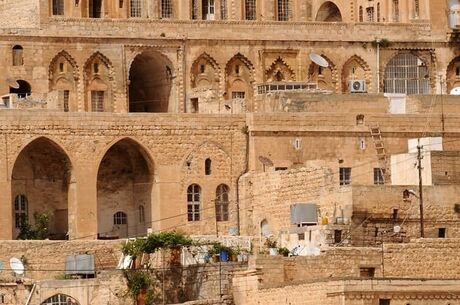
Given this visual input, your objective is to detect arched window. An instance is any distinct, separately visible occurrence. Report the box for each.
[41,294,79,305]
[245,0,256,20]
[12,45,23,66]
[52,0,64,15]
[384,53,430,95]
[277,0,289,21]
[205,158,212,175]
[366,7,374,22]
[221,0,227,19]
[216,184,230,221]
[130,0,141,17]
[139,205,145,223]
[113,211,127,225]
[359,6,363,22]
[161,0,173,18]
[356,114,365,125]
[14,195,28,229]
[377,3,381,22]
[414,0,420,18]
[393,0,399,22]
[187,184,201,221]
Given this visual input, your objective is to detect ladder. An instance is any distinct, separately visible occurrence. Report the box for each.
[370,125,391,183]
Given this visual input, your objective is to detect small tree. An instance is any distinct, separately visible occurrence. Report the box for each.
[17,211,50,240]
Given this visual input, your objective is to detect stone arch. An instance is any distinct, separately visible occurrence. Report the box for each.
[41,293,80,305]
[383,51,432,95]
[190,52,221,88]
[316,1,343,21]
[446,55,460,93]
[96,137,154,238]
[308,54,338,92]
[128,49,175,113]
[182,141,231,178]
[265,57,296,82]
[341,55,372,93]
[48,51,79,111]
[83,52,116,112]
[225,53,255,101]
[11,136,74,240]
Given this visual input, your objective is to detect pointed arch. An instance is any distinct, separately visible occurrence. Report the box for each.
[225,53,255,101]
[341,55,372,93]
[48,50,79,84]
[190,52,221,88]
[308,54,338,92]
[316,1,343,22]
[48,51,79,111]
[41,293,80,305]
[265,57,296,82]
[446,55,460,93]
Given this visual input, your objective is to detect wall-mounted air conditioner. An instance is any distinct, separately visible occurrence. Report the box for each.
[349,80,367,93]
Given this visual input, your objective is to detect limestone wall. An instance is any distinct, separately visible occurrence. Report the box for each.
[0,0,40,29]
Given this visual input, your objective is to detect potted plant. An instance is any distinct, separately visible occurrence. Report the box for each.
[265,237,278,256]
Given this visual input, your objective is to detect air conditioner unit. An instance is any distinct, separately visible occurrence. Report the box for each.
[349,80,367,93]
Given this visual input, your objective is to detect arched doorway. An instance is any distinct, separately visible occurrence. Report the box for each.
[384,53,430,95]
[446,55,460,93]
[10,80,31,98]
[316,1,342,22]
[42,294,79,305]
[129,50,174,113]
[97,138,153,238]
[11,137,72,239]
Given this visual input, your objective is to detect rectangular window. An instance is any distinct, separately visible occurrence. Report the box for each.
[245,0,256,20]
[438,228,446,238]
[232,91,245,99]
[374,168,385,185]
[277,0,289,21]
[366,7,374,22]
[392,0,399,22]
[220,0,227,19]
[360,267,376,278]
[91,91,104,112]
[190,98,199,113]
[379,299,391,305]
[89,0,102,18]
[339,167,351,185]
[334,230,342,243]
[131,0,142,17]
[161,0,173,18]
[59,90,70,112]
[191,0,198,19]
[52,0,64,15]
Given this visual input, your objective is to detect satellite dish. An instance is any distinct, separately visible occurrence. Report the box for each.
[309,53,329,68]
[393,225,401,233]
[9,257,24,275]
[450,87,460,95]
[7,79,20,89]
[258,156,274,167]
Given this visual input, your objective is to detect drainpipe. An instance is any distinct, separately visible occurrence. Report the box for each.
[235,121,250,236]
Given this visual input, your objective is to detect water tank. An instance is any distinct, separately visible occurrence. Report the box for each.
[65,255,95,275]
[290,203,318,226]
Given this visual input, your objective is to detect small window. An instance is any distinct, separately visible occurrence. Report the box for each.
[59,90,70,112]
[215,184,230,222]
[131,0,142,17]
[200,64,206,74]
[334,230,342,243]
[379,299,391,305]
[298,233,305,240]
[139,205,145,223]
[52,0,64,15]
[339,167,351,185]
[14,194,28,228]
[245,0,257,20]
[59,62,65,73]
[119,0,124,8]
[191,98,199,113]
[205,158,212,175]
[456,67,460,76]
[275,167,288,171]
[377,2,381,22]
[293,138,302,150]
[374,168,385,185]
[187,184,201,221]
[89,0,102,18]
[366,7,374,22]
[0,294,4,303]
[356,114,365,125]
[318,66,323,75]
[438,228,446,238]
[359,6,363,22]
[12,45,24,66]
[41,294,78,305]
[393,209,398,221]
[359,138,366,150]
[161,0,173,18]
[91,91,104,112]
[235,64,240,75]
[277,0,289,21]
[232,91,245,99]
[93,63,99,74]
[113,211,127,225]
[360,267,375,278]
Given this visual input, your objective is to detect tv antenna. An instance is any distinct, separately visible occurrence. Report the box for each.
[258,156,274,172]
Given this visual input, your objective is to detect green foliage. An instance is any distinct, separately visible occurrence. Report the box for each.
[121,231,193,256]
[372,38,391,48]
[207,242,235,256]
[265,237,277,248]
[17,211,51,240]
[124,270,152,300]
[278,247,290,257]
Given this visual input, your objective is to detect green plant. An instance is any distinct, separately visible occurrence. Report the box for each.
[17,211,51,240]
[124,270,152,300]
[372,38,391,48]
[265,237,277,248]
[278,247,290,257]
[121,231,193,256]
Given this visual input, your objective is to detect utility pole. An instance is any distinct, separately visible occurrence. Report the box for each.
[417,141,425,238]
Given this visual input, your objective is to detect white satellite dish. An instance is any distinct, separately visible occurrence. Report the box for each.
[9,257,24,275]
[450,87,460,95]
[7,79,20,89]
[393,225,401,233]
[309,53,329,68]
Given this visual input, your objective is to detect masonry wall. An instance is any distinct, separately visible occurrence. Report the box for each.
[0,0,40,29]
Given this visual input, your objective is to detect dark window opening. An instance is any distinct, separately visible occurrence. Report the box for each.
[200,64,205,73]
[360,267,375,278]
[374,168,385,185]
[52,0,64,15]
[456,67,460,76]
[334,229,342,243]
[10,80,31,98]
[438,228,446,238]
[12,45,24,66]
[89,0,102,18]
[339,167,351,185]
[191,98,199,113]
[379,299,391,305]
[298,233,305,240]
[393,209,398,221]
[275,167,288,171]
[205,158,212,175]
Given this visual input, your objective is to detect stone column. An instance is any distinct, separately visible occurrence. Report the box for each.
[72,165,98,240]
[0,135,13,239]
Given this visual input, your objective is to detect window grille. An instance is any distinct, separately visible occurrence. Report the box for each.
[130,0,142,17]
[245,0,256,20]
[366,7,374,22]
[232,91,245,99]
[187,184,201,221]
[359,6,363,22]
[393,0,399,22]
[161,0,173,18]
[377,3,381,22]
[113,211,127,225]
[384,53,430,95]
[91,91,104,112]
[277,0,289,21]
[191,0,198,19]
[215,184,229,222]
[52,0,64,15]
[374,168,385,185]
[41,294,77,305]
[12,45,23,66]
[414,0,420,18]
[14,194,27,228]
[59,90,70,112]
[339,167,351,185]
[220,0,227,19]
